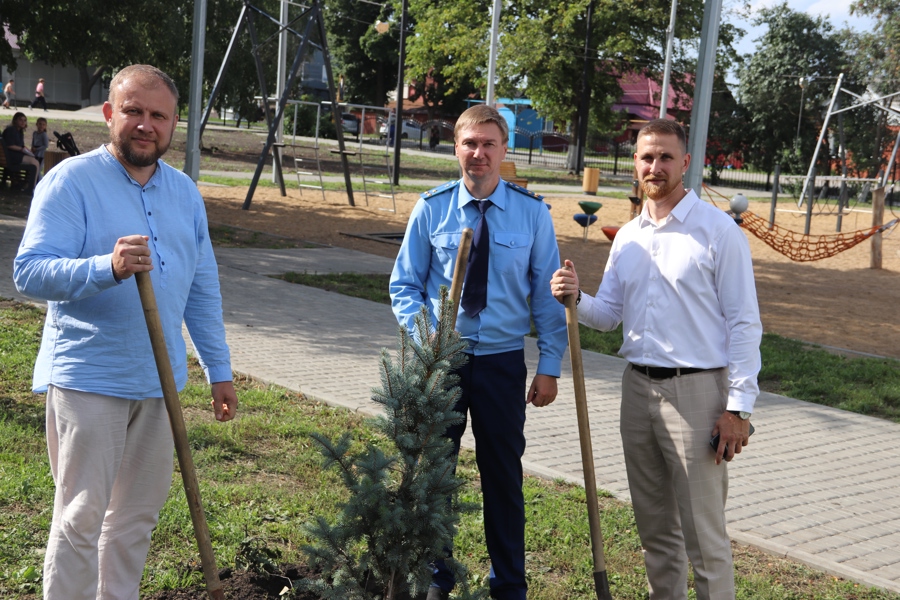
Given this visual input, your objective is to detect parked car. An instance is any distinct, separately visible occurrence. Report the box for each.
[379,119,423,140]
[341,113,361,136]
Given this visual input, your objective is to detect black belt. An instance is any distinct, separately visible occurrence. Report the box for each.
[630,364,711,379]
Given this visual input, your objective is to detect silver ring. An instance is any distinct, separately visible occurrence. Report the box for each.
[137,256,142,264]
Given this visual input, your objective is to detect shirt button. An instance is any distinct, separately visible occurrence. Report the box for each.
[147,211,152,216]
[510,241,515,246]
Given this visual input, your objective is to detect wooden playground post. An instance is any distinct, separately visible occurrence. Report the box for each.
[769,164,780,231]
[871,186,885,270]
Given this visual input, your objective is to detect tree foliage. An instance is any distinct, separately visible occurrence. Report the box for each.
[735,2,849,174]
[300,287,485,600]
[2,0,194,102]
[322,0,399,106]
[847,0,900,178]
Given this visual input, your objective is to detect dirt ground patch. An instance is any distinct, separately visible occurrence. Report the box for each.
[201,184,900,360]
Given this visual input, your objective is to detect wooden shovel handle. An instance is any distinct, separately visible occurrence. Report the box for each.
[564,285,612,600]
[448,228,474,330]
[136,271,225,600]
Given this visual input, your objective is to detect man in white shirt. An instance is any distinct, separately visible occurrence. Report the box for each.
[550,119,762,600]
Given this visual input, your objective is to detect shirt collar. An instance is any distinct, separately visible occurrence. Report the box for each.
[101,144,162,189]
[457,179,508,211]
[638,188,699,228]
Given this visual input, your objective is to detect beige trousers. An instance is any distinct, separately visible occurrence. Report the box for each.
[43,386,174,600]
[620,365,735,600]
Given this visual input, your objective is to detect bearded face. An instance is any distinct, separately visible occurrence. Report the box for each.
[104,76,178,173]
[634,133,690,204]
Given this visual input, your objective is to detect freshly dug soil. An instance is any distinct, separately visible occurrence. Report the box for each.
[143,565,320,599]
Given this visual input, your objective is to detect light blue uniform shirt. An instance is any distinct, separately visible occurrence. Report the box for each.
[390,179,567,377]
[14,146,232,399]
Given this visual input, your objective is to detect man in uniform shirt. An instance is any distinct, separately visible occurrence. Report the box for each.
[390,104,567,600]
[14,64,237,600]
[550,118,762,600]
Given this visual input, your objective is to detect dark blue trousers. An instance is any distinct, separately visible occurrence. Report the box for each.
[433,349,527,600]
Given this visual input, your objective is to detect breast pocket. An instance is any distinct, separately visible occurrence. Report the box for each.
[491,231,532,274]
[432,231,463,277]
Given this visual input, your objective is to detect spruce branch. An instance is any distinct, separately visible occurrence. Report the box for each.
[301,286,487,600]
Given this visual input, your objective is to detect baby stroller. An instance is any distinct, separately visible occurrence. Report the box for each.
[53,131,81,157]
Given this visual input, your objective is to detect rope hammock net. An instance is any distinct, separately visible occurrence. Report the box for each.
[702,184,899,262]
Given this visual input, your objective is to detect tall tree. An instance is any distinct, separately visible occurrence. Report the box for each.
[848,0,900,179]
[322,0,399,107]
[5,0,194,103]
[735,2,848,175]
[405,0,487,117]
[405,0,719,169]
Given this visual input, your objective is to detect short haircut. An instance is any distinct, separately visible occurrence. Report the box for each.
[108,65,179,106]
[36,117,47,126]
[637,118,687,153]
[455,104,509,143]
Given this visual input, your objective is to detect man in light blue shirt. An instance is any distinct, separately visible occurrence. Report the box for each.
[390,105,567,600]
[14,65,237,600]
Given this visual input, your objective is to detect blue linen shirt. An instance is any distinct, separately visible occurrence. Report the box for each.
[14,145,232,399]
[390,179,567,377]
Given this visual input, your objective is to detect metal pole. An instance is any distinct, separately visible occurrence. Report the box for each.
[799,73,843,206]
[837,96,847,232]
[273,0,288,184]
[882,124,900,188]
[795,78,806,143]
[575,0,595,175]
[804,166,815,235]
[200,3,248,136]
[684,0,723,193]
[313,0,355,206]
[392,0,409,186]
[486,0,501,106]
[659,0,678,119]
[183,0,207,183]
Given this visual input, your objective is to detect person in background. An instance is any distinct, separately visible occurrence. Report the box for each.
[2,111,40,191]
[31,116,49,175]
[30,77,48,111]
[549,118,762,600]
[2,79,15,109]
[14,64,238,600]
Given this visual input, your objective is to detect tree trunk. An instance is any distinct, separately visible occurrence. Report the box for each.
[78,66,108,106]
[565,114,581,172]
[375,61,385,107]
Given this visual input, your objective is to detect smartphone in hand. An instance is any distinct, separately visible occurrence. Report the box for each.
[709,423,755,452]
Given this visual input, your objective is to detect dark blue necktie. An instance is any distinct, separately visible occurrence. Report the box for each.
[461,199,492,318]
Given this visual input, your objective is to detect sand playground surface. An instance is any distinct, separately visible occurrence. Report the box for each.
[200,184,900,360]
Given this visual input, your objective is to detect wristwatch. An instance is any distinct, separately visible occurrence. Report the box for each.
[728,410,751,420]
[575,289,582,306]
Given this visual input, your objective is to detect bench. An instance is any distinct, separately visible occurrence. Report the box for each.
[0,139,33,189]
[500,161,528,188]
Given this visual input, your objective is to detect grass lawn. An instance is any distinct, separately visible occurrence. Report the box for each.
[2,300,898,599]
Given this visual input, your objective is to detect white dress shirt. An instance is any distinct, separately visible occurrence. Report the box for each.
[578,189,762,412]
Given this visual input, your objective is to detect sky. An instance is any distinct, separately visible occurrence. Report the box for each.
[728,0,875,58]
